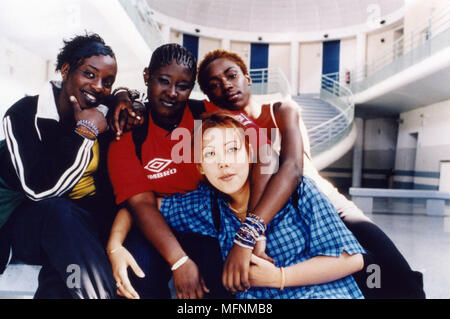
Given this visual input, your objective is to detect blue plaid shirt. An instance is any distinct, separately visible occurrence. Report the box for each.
[160,176,365,299]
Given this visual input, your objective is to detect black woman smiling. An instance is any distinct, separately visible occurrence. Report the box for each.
[0,33,119,298]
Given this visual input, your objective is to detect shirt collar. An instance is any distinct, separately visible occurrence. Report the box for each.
[36,81,61,122]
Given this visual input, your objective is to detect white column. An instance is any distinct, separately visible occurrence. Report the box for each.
[221,38,230,51]
[356,32,367,79]
[290,41,299,96]
[160,24,171,44]
[352,117,364,188]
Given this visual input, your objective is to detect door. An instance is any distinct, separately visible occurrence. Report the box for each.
[250,43,269,93]
[183,34,199,61]
[322,40,340,80]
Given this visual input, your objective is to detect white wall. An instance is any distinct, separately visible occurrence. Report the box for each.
[198,36,221,64]
[268,43,291,83]
[299,42,322,94]
[230,41,250,69]
[363,118,398,173]
[404,0,450,43]
[170,29,183,45]
[339,37,357,80]
[365,24,400,75]
[0,37,48,139]
[395,98,450,189]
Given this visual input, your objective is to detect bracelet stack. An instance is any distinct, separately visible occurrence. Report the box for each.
[233,213,266,250]
[75,127,96,140]
[75,120,99,139]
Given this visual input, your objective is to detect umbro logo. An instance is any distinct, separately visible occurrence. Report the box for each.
[144,158,172,173]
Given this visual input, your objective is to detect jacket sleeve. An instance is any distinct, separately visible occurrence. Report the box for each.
[2,106,94,201]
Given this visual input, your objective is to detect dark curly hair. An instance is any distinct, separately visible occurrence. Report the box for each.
[198,50,249,94]
[55,33,115,73]
[148,43,197,84]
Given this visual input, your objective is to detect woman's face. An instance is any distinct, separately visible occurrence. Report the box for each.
[200,126,250,196]
[203,58,251,111]
[145,62,194,120]
[61,55,117,109]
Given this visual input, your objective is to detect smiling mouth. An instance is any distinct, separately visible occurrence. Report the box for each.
[81,90,98,105]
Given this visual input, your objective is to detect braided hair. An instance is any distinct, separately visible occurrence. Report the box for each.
[148,43,197,84]
[55,33,115,73]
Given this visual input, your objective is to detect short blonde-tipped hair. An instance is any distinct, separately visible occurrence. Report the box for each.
[197,50,248,94]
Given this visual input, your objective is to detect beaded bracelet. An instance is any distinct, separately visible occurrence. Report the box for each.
[233,213,266,249]
[76,120,99,137]
[77,123,97,137]
[75,127,96,140]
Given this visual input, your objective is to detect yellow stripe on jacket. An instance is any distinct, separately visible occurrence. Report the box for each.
[69,139,99,199]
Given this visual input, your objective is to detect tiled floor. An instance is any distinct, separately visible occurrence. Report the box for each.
[367,213,450,299]
[1,213,448,299]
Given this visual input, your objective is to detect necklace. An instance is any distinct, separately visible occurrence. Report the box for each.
[227,203,247,222]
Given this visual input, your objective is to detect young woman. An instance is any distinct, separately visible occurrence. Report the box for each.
[0,33,118,298]
[196,50,425,299]
[157,112,365,298]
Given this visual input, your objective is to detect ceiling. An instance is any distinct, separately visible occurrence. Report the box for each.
[0,0,149,70]
[146,0,405,33]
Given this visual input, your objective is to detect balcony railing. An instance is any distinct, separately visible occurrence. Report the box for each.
[248,68,292,98]
[308,73,355,156]
[350,8,450,92]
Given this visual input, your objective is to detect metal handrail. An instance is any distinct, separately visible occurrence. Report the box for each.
[308,73,355,156]
[248,68,291,98]
[350,7,450,92]
[192,67,292,99]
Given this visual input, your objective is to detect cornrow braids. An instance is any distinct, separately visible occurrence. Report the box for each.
[148,43,197,84]
[55,33,115,73]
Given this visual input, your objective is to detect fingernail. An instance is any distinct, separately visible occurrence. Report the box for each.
[70,96,76,102]
[136,116,141,120]
[131,112,136,117]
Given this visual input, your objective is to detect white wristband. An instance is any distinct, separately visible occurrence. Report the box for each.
[171,256,189,271]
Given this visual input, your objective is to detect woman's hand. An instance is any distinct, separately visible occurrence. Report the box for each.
[108,92,145,139]
[253,237,275,264]
[108,246,145,299]
[172,258,210,299]
[249,254,280,288]
[71,96,108,134]
[222,245,253,294]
